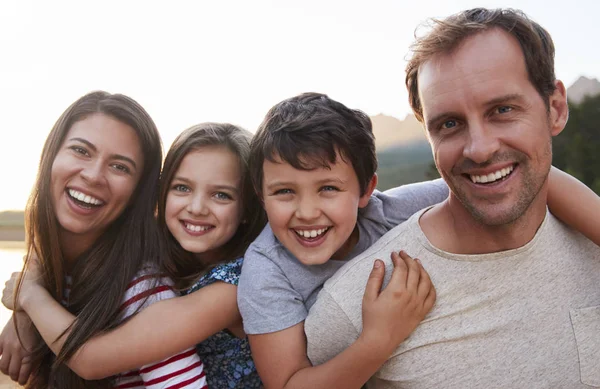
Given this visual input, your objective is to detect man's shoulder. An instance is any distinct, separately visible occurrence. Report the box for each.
[324,212,423,298]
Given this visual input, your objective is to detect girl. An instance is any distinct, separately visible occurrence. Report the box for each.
[4,123,268,388]
[0,91,206,388]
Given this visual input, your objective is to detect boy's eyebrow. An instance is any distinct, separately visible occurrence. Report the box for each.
[315,177,347,186]
[70,137,138,170]
[265,177,347,190]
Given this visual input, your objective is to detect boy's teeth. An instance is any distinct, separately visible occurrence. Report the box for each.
[68,189,102,205]
[295,227,328,238]
[470,165,514,184]
[185,223,211,232]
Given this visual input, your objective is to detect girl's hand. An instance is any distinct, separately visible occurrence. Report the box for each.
[0,312,38,385]
[360,251,436,356]
[2,257,44,312]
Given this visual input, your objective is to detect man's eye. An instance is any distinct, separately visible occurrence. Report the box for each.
[441,120,457,129]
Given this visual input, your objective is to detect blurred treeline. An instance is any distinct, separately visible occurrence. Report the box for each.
[553,94,600,194]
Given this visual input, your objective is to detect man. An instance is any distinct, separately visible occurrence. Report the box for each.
[304,8,600,388]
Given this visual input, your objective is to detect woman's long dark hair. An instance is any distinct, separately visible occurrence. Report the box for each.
[17,91,163,388]
[158,123,267,290]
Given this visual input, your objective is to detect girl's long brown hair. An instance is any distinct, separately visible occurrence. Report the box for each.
[158,123,267,290]
[17,91,163,388]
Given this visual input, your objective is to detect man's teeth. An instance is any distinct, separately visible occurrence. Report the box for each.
[470,166,514,184]
[68,189,102,205]
[295,227,329,239]
[185,223,211,232]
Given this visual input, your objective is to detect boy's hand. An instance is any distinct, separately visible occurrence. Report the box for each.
[360,250,436,356]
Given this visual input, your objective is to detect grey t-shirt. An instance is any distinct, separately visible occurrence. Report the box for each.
[306,208,600,388]
[238,179,449,334]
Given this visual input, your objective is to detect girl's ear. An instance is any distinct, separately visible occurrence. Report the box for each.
[358,174,378,208]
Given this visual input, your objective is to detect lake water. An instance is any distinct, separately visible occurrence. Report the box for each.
[0,242,26,329]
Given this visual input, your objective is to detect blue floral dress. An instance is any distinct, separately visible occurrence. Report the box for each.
[182,258,262,388]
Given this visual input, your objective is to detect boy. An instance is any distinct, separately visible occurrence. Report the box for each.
[238,92,448,388]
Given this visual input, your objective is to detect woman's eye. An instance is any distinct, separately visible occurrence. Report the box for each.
[70,146,89,156]
[112,164,130,174]
[172,184,190,193]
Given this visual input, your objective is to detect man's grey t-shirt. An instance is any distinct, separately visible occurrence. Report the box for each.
[237,179,449,335]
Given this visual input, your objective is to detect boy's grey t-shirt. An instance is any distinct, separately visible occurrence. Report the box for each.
[237,179,449,335]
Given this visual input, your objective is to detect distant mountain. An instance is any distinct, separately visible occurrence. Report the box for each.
[0,210,24,227]
[567,76,600,104]
[370,113,426,151]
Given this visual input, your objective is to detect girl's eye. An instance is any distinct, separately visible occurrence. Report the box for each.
[497,106,513,114]
[70,146,89,156]
[172,184,191,193]
[274,188,293,196]
[214,192,233,201]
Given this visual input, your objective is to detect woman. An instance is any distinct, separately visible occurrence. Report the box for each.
[0,91,206,388]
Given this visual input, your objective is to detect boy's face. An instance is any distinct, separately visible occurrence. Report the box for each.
[262,153,373,265]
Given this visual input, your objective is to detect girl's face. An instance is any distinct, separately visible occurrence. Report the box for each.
[51,113,144,245]
[165,146,244,263]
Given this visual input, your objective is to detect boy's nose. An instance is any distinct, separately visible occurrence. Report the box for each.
[295,197,321,221]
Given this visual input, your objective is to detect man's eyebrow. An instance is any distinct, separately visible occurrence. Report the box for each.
[484,93,525,107]
[69,137,138,170]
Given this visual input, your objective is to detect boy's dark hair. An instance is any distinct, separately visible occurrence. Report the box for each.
[406,8,557,123]
[250,92,377,197]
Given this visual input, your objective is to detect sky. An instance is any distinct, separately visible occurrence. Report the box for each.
[1,0,599,211]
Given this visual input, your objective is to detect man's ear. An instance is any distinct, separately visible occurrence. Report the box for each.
[549,80,569,137]
[358,174,378,208]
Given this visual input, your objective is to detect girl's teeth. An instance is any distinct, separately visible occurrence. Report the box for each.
[185,223,211,232]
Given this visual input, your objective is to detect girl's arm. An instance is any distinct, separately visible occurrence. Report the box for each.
[250,251,436,389]
[548,166,600,246]
[4,272,240,380]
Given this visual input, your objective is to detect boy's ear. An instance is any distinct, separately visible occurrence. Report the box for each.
[358,174,378,208]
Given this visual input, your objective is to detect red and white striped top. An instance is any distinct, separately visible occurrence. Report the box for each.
[64,271,208,388]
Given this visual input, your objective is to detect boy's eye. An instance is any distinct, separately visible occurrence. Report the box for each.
[70,146,89,156]
[214,192,233,201]
[320,186,339,192]
[172,184,191,193]
[497,106,513,114]
[273,188,293,196]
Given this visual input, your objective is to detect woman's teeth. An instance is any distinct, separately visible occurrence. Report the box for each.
[68,189,103,205]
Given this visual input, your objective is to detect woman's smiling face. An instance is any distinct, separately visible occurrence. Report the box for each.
[51,113,144,245]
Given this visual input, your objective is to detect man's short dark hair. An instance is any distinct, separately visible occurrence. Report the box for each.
[406,8,557,122]
[250,92,377,197]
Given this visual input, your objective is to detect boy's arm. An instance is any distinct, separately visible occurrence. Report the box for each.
[375,179,449,227]
[547,166,600,246]
[250,252,435,389]
[15,280,239,379]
